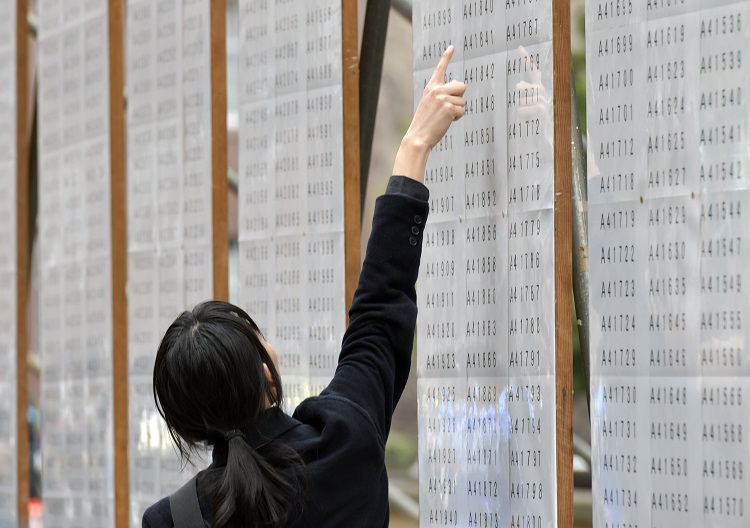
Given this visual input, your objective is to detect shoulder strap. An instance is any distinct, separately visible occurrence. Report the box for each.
[169,475,206,528]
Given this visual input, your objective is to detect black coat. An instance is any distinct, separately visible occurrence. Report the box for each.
[142,176,429,527]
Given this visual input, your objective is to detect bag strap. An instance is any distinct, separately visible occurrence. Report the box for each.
[169,475,205,528]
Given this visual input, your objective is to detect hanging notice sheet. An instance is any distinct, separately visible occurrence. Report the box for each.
[0,0,17,523]
[586,0,750,524]
[125,0,214,523]
[413,1,557,525]
[237,0,346,409]
[37,1,115,525]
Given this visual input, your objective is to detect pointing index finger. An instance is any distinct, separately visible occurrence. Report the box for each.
[430,45,455,85]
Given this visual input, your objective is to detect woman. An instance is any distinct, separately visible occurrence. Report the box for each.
[143,46,466,527]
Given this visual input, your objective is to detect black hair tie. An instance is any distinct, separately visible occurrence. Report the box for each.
[224,429,245,442]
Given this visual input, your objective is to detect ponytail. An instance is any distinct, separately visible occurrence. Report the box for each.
[203,432,298,528]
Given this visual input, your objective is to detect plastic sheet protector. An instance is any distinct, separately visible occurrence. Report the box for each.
[236,0,346,410]
[125,0,214,523]
[585,0,750,524]
[36,1,115,525]
[413,1,558,525]
[0,0,18,524]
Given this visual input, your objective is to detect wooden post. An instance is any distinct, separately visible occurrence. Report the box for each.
[342,0,361,314]
[211,0,228,302]
[109,1,129,526]
[553,0,573,524]
[16,0,30,525]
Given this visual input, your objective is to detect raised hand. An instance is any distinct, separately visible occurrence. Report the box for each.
[407,46,467,150]
[392,46,467,183]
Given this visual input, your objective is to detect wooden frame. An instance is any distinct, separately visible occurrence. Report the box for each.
[552,0,573,524]
[211,0,228,302]
[342,0,361,313]
[109,1,128,526]
[16,0,30,524]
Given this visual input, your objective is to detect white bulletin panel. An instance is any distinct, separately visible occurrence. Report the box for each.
[125,0,214,524]
[37,1,115,525]
[0,0,18,524]
[413,1,558,525]
[237,0,346,409]
[586,0,750,524]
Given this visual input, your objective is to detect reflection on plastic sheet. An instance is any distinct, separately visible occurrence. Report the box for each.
[125,1,215,524]
[37,2,115,526]
[237,0,346,414]
[0,0,17,522]
[586,0,750,525]
[414,0,558,525]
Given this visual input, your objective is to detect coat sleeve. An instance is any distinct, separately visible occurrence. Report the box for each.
[323,176,429,441]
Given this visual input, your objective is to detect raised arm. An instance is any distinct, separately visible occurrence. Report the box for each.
[324,46,466,440]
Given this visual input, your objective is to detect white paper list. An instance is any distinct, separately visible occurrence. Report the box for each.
[413,1,558,525]
[586,0,750,525]
[37,1,115,525]
[0,0,18,523]
[125,1,214,523]
[237,0,346,411]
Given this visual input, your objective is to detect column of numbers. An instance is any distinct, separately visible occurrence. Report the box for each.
[237,0,274,334]
[698,3,749,518]
[505,0,555,518]
[586,0,649,523]
[414,3,466,519]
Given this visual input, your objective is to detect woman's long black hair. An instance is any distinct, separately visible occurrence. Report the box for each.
[153,301,302,527]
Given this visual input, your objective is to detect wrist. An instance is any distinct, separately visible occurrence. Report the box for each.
[392,135,431,183]
[399,133,431,158]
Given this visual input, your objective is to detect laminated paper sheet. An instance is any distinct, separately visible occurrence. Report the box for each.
[237,0,346,411]
[413,1,558,525]
[125,1,214,524]
[37,2,115,525]
[0,0,17,522]
[586,0,750,525]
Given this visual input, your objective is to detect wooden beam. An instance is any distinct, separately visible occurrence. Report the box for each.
[342,0,361,315]
[211,0,228,302]
[553,0,573,524]
[108,1,129,526]
[16,0,30,525]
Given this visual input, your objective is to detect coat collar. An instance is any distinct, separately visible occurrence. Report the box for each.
[245,406,301,449]
[210,407,300,466]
